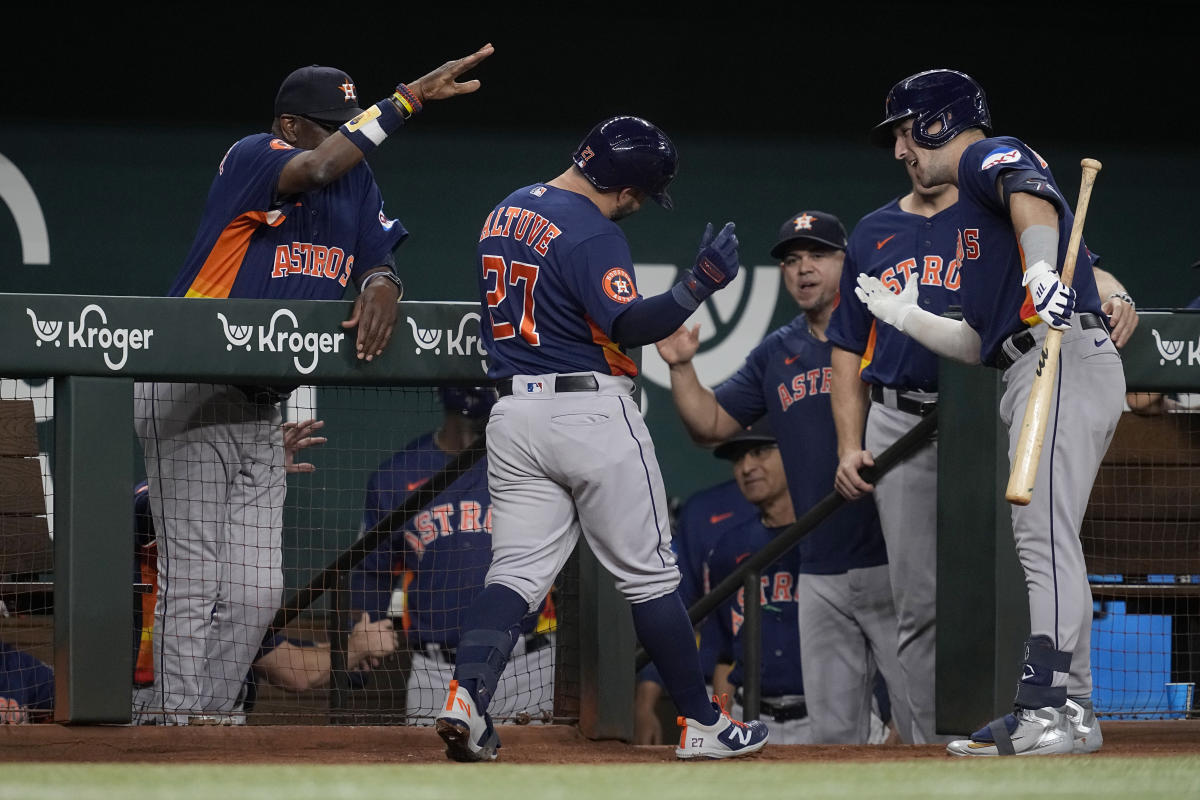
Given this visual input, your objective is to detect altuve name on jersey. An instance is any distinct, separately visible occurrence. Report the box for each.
[479,205,563,256]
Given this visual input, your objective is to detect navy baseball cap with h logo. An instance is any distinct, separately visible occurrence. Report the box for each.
[274,65,364,124]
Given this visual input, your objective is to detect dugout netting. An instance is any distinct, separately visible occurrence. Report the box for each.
[1,378,576,726]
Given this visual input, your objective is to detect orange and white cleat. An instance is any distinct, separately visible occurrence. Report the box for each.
[435,679,501,762]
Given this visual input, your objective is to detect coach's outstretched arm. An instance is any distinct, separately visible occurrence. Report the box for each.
[277,43,493,196]
[657,323,746,447]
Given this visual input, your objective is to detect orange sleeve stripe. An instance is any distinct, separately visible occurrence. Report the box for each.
[587,318,638,377]
[184,210,278,299]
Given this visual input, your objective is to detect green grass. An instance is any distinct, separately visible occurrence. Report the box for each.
[2,759,1200,800]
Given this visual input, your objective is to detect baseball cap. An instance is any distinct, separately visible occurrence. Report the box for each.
[274,65,364,124]
[713,418,777,461]
[769,210,848,259]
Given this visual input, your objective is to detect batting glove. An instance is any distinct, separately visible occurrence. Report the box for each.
[855,272,919,332]
[1022,260,1076,330]
[682,222,740,300]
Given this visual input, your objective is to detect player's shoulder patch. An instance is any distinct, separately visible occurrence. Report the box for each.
[602,267,637,303]
[980,146,1024,171]
[530,185,547,197]
[269,138,296,151]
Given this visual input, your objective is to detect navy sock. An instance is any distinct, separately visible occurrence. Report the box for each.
[453,584,527,706]
[631,591,718,724]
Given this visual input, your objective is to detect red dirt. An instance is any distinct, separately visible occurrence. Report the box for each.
[2,721,1198,764]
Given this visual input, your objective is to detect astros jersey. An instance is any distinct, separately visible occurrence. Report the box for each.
[713,318,888,574]
[350,435,540,646]
[954,136,1104,365]
[826,198,961,390]
[170,133,408,299]
[674,479,759,610]
[477,184,643,378]
[0,642,54,714]
[703,520,804,696]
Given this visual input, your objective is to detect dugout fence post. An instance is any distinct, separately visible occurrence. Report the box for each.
[935,358,1029,734]
[575,540,635,740]
[52,375,133,723]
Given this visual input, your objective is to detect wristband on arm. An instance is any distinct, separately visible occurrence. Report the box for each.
[338,83,422,156]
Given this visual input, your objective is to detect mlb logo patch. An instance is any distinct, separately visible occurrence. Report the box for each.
[531,186,547,197]
[525,381,545,394]
[379,209,396,230]
[981,148,1022,171]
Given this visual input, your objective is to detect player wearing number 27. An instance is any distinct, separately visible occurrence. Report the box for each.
[434,116,768,762]
[854,69,1123,756]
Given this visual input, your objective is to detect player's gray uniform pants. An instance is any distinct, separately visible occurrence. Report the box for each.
[865,396,942,743]
[998,319,1125,700]
[484,372,680,609]
[134,382,285,724]
[405,634,556,723]
[795,564,915,744]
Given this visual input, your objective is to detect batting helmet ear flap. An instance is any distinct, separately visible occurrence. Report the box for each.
[870,69,992,149]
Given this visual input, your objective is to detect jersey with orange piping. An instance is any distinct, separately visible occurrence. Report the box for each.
[954,136,1102,367]
[826,196,961,391]
[476,183,642,379]
[168,133,407,300]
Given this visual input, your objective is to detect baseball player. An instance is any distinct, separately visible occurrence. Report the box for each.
[703,419,812,744]
[830,75,1142,746]
[855,68,1125,756]
[826,134,961,745]
[133,46,492,724]
[435,115,768,762]
[348,387,555,724]
[656,209,915,745]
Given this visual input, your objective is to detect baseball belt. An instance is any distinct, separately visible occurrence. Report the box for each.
[496,374,599,397]
[869,385,937,417]
[992,312,1107,371]
[734,690,808,722]
[422,632,553,664]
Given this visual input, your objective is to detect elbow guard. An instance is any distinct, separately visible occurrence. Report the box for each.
[998,168,1065,213]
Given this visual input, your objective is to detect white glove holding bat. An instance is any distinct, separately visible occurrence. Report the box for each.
[855,272,919,332]
[1021,260,1076,330]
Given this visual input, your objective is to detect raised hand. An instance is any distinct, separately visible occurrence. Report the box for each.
[408,43,495,104]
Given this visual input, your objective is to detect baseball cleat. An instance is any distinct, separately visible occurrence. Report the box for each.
[1063,697,1103,754]
[675,695,769,760]
[436,680,500,762]
[946,706,1073,757]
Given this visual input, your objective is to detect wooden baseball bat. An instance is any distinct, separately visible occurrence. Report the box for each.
[1005,158,1103,505]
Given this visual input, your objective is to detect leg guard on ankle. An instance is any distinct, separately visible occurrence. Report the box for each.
[1013,635,1072,709]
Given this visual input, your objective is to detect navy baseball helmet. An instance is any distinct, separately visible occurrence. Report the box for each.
[572,116,678,209]
[869,69,992,149]
[439,386,498,418]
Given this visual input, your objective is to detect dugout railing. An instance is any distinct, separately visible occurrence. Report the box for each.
[0,293,634,735]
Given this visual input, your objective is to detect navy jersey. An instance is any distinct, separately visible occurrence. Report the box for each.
[350,435,540,646]
[477,184,643,378]
[713,318,888,574]
[0,642,54,715]
[954,136,1104,365]
[674,479,759,610]
[826,198,961,391]
[703,520,803,696]
[170,133,407,299]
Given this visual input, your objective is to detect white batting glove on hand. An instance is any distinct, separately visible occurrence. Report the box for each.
[855,272,919,332]
[1022,260,1076,330]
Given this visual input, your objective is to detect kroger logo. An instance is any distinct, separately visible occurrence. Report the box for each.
[1150,328,1196,367]
[25,304,154,371]
[217,309,345,375]
[406,312,487,367]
